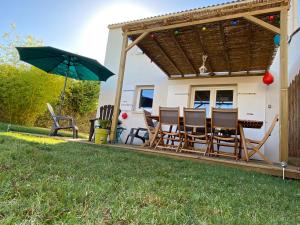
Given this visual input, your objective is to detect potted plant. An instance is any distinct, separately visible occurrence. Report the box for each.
[94,119,111,144]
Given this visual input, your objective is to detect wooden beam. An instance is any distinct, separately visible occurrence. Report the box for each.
[110,34,128,142]
[125,31,149,52]
[218,22,231,74]
[279,7,289,162]
[152,38,184,76]
[168,73,264,80]
[244,15,281,34]
[169,31,198,75]
[126,7,284,35]
[194,27,215,75]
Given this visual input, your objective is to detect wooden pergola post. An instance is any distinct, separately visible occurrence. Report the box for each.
[110,32,149,142]
[110,33,128,142]
[279,6,289,161]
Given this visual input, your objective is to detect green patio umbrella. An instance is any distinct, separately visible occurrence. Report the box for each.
[16,46,114,112]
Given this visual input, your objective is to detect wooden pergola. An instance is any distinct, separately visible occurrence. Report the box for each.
[109,0,290,161]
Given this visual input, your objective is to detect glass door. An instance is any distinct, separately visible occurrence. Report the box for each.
[190,86,237,116]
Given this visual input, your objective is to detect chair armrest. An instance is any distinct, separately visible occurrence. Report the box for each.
[89,118,100,122]
[55,115,76,127]
[245,138,260,144]
[55,115,73,120]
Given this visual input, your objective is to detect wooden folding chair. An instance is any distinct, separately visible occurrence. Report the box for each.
[210,108,239,160]
[181,108,209,154]
[143,110,159,147]
[155,107,182,151]
[241,115,279,164]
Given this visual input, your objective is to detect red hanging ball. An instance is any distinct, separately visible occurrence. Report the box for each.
[263,71,274,85]
[121,112,128,120]
[268,15,275,22]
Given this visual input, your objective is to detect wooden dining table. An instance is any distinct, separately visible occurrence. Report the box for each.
[148,115,264,161]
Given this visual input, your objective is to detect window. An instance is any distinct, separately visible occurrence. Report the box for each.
[194,90,211,115]
[216,90,234,109]
[191,86,236,116]
[136,86,154,111]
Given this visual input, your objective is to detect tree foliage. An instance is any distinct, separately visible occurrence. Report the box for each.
[0,24,43,65]
[64,81,100,116]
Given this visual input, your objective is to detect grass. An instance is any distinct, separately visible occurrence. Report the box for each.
[0,122,88,139]
[0,132,299,224]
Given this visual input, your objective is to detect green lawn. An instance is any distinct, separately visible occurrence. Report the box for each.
[0,132,299,224]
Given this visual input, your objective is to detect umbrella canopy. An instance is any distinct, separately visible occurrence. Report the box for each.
[16,46,115,113]
[16,46,114,81]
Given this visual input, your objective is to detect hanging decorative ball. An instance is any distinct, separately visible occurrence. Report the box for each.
[174,30,180,36]
[263,71,274,85]
[268,15,275,22]
[231,19,239,26]
[276,17,280,24]
[121,112,128,120]
[274,34,280,46]
[202,26,207,31]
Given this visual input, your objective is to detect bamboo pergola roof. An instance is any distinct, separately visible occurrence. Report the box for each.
[111,0,289,78]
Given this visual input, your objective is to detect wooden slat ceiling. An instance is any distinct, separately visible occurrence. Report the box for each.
[129,14,280,78]
[120,0,289,78]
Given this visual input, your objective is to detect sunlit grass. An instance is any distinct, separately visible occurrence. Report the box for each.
[0,122,88,139]
[0,132,65,144]
[0,132,299,224]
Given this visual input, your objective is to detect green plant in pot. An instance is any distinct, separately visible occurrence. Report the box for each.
[94,119,111,144]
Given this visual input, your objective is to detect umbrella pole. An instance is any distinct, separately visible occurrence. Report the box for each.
[58,64,70,114]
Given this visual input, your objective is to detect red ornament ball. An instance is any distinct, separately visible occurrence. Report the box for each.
[263,71,274,85]
[268,15,275,22]
[121,112,128,120]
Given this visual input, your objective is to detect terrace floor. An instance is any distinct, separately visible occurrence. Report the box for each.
[105,144,300,180]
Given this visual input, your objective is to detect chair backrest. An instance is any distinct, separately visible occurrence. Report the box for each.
[143,109,155,129]
[98,105,114,121]
[211,108,238,130]
[183,108,206,128]
[47,103,59,127]
[159,107,180,126]
[258,114,279,148]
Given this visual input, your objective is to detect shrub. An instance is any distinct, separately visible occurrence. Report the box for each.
[0,64,63,126]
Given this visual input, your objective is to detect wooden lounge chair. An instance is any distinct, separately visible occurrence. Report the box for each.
[240,114,279,164]
[210,108,239,160]
[89,105,120,142]
[47,103,78,139]
[182,108,209,154]
[155,107,182,151]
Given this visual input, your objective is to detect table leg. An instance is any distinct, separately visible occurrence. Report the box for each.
[239,124,249,162]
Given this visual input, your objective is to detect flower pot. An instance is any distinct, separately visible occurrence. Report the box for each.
[95,128,108,144]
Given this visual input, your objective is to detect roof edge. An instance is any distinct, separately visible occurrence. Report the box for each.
[107,0,285,29]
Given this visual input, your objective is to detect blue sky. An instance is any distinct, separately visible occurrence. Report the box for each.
[1,0,299,63]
